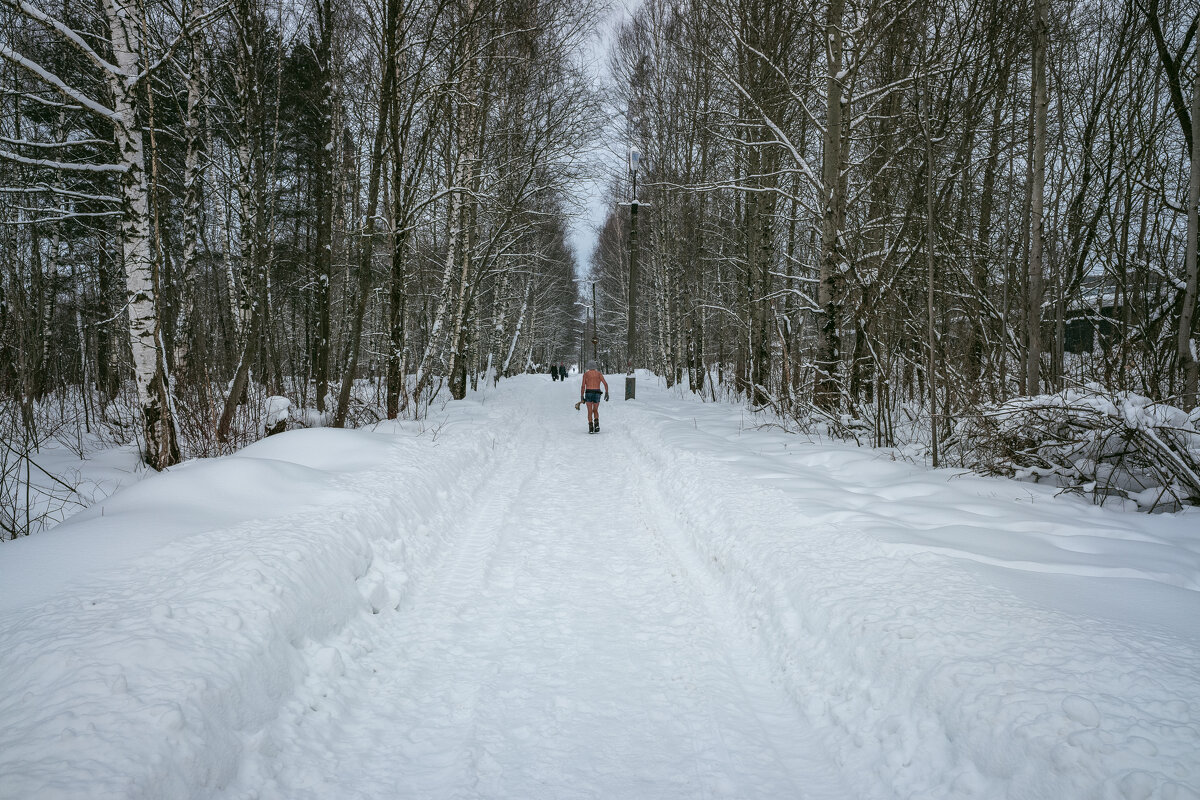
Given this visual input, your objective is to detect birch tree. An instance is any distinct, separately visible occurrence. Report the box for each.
[1,0,181,469]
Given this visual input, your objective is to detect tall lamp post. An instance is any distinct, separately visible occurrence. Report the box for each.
[575,298,589,373]
[626,148,640,400]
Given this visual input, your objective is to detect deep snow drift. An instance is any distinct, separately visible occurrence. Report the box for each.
[1,374,1197,799]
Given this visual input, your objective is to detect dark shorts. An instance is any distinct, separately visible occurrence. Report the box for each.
[584,389,603,404]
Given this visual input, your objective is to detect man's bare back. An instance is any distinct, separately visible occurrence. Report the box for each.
[581,369,606,392]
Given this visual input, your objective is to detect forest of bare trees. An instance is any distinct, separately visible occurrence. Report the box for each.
[0,0,596,490]
[2,0,1199,533]
[587,0,1199,501]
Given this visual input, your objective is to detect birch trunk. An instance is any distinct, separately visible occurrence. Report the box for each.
[72,262,90,433]
[486,269,511,379]
[218,180,241,347]
[218,0,268,440]
[501,278,532,376]
[216,298,261,444]
[104,0,179,469]
[656,256,671,383]
[412,2,477,407]
[923,88,939,468]
[410,188,463,408]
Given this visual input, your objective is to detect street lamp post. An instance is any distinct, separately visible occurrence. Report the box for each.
[575,283,596,372]
[626,148,640,400]
[576,299,587,373]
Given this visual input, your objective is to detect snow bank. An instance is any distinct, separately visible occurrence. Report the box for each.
[624,383,1200,799]
[0,405,500,799]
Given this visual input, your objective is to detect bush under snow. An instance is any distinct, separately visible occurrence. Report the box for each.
[953,386,1200,510]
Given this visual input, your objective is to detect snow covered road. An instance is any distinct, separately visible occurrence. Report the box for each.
[221,383,852,799]
[2,374,1199,799]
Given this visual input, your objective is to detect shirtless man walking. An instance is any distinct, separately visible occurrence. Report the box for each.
[579,361,609,434]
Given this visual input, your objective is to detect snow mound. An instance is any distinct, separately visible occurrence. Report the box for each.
[0,408,498,799]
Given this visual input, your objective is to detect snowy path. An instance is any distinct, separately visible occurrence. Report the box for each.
[2,374,1198,800]
[223,383,852,799]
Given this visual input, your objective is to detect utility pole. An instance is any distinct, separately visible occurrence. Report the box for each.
[626,149,640,400]
[592,281,598,361]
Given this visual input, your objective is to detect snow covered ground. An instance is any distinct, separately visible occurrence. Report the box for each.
[1,374,1198,799]
[1,430,144,539]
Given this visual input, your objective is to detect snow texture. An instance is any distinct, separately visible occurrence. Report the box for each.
[1,375,1197,799]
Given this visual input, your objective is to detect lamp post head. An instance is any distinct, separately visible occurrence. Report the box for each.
[629,148,641,175]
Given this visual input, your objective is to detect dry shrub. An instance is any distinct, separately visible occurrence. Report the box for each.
[952,387,1200,511]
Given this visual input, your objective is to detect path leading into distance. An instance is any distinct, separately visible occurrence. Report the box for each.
[220,379,854,799]
[4,375,1194,799]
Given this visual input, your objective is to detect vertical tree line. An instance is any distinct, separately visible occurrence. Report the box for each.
[3,0,1197,512]
[0,0,599,476]
[591,0,1199,446]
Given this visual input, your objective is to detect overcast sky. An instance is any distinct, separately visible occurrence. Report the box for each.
[565,0,639,277]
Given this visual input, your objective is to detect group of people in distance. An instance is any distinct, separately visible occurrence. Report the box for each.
[549,363,570,381]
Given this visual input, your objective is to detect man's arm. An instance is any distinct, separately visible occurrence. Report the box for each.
[580,374,585,399]
[601,374,609,399]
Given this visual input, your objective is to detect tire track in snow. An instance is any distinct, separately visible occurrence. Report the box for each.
[408,430,537,615]
[381,411,547,795]
[220,378,858,799]
[615,426,856,800]
[470,380,851,797]
[211,404,538,800]
[229,399,551,799]
[612,386,1200,798]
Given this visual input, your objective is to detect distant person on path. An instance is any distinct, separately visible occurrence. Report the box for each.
[550,364,559,381]
[580,361,609,434]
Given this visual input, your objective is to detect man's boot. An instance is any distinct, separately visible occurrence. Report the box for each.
[588,420,595,434]
[594,419,599,433]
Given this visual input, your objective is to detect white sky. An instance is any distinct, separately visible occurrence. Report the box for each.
[566,0,640,276]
